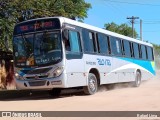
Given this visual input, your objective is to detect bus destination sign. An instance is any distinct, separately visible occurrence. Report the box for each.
[14,18,60,34]
[20,21,53,31]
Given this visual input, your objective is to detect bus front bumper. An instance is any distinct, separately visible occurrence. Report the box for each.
[15,74,66,90]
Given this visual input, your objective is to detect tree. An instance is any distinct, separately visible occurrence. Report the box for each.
[104,22,138,38]
[153,44,160,55]
[0,0,14,51]
[11,0,91,21]
[0,0,91,51]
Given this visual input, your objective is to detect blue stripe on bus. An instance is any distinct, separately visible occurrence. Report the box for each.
[120,57,155,75]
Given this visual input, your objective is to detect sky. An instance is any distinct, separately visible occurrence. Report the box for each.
[84,0,160,45]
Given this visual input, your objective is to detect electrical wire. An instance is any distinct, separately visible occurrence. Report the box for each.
[93,0,160,33]
[105,0,160,6]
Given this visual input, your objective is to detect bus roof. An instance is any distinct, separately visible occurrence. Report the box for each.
[60,17,153,47]
[15,16,153,47]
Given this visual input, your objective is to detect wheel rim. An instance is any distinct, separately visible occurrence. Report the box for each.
[136,73,141,86]
[89,77,97,92]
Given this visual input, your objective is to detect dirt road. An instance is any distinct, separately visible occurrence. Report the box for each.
[0,71,160,120]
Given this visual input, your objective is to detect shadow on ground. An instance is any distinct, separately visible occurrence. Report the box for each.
[0,82,142,101]
[0,88,85,101]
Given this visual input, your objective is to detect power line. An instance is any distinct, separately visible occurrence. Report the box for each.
[142,20,160,24]
[105,0,160,6]
[102,0,129,19]
[134,20,160,24]
[138,30,160,33]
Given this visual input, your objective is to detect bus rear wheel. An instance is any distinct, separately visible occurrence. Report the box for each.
[83,73,98,95]
[132,71,141,87]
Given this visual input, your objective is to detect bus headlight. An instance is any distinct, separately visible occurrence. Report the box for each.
[52,67,63,77]
[15,73,24,80]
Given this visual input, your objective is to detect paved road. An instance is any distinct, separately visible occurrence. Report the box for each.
[0,71,160,120]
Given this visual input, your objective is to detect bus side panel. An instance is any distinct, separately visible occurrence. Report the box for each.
[110,57,134,83]
[65,57,86,88]
[141,69,153,80]
[132,59,155,80]
[83,54,135,85]
[120,58,155,81]
[137,60,155,80]
[83,54,117,84]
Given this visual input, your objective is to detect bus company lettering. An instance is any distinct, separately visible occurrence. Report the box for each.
[97,58,111,66]
[86,61,96,65]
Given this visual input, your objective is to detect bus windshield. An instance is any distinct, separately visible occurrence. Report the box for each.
[13,31,62,67]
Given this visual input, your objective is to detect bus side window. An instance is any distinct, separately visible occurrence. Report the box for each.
[89,32,97,52]
[107,36,111,55]
[123,40,132,58]
[133,43,140,59]
[66,30,81,53]
[146,46,148,59]
[147,46,154,61]
[82,29,96,53]
[96,33,109,55]
[139,45,142,59]
[110,37,122,56]
[141,45,147,60]
[130,43,134,58]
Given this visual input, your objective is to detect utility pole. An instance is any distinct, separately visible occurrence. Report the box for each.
[140,19,143,41]
[127,16,139,38]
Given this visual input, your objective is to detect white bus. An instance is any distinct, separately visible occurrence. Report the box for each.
[13,17,155,95]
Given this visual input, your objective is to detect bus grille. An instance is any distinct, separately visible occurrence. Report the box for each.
[28,81,46,86]
[27,68,52,74]
[26,75,48,80]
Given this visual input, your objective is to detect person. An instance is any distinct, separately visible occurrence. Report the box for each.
[6,60,15,89]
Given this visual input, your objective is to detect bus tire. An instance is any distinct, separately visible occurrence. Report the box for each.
[49,88,61,97]
[132,71,141,87]
[83,73,98,95]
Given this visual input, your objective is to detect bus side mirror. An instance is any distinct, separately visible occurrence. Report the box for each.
[62,29,68,40]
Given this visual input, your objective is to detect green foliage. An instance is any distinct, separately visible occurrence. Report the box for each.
[153,44,160,55]
[104,22,138,38]
[11,0,91,21]
[0,0,91,51]
[0,0,14,51]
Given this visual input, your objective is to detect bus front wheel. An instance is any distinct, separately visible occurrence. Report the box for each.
[49,88,61,97]
[83,73,98,95]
